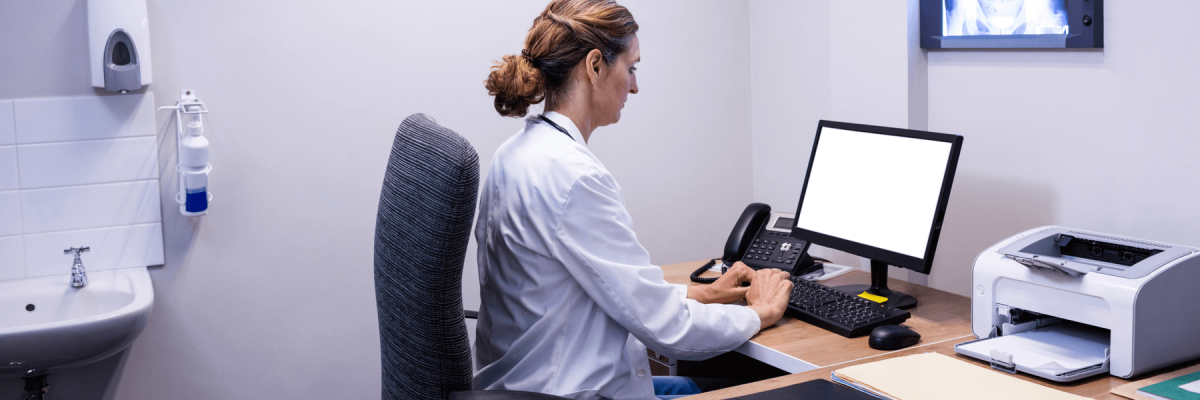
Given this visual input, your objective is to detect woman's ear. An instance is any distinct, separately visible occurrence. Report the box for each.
[585,49,604,85]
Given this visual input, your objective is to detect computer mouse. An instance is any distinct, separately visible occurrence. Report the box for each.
[868,325,921,350]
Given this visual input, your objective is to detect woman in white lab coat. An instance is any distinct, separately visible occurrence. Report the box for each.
[474,1,794,399]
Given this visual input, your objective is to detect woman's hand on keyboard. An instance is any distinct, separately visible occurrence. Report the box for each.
[746,268,794,330]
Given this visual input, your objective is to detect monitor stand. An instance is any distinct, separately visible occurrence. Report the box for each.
[832,259,917,309]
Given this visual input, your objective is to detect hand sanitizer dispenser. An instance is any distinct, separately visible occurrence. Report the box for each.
[88,0,152,92]
[157,90,212,216]
[178,91,210,215]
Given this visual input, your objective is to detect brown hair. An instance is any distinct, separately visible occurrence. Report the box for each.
[485,0,639,117]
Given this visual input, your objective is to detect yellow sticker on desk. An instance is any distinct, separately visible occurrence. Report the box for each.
[858,292,888,303]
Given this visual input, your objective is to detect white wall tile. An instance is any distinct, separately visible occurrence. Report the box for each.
[23,223,164,278]
[1,94,166,283]
[12,94,155,144]
[0,100,14,146]
[0,191,21,237]
[0,146,17,191]
[21,180,161,234]
[0,236,24,280]
[16,136,159,189]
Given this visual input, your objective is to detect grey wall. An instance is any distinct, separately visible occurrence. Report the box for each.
[924,0,1200,294]
[748,0,829,222]
[749,0,1200,297]
[0,0,752,398]
[750,0,919,275]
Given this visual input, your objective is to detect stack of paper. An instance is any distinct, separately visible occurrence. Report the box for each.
[831,353,1087,400]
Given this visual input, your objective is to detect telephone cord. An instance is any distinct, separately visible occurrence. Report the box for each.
[689,258,725,284]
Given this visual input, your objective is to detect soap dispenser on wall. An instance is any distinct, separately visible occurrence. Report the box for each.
[88,0,152,92]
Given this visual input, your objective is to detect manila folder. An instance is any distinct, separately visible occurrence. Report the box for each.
[834,353,1087,400]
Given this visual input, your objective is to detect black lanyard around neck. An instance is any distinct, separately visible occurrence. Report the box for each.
[539,115,573,141]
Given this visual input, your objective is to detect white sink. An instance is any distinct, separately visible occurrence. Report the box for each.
[0,267,153,375]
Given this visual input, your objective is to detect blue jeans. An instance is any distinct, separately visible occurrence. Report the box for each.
[653,376,743,399]
[653,376,701,400]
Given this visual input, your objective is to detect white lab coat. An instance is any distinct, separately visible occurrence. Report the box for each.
[473,112,760,399]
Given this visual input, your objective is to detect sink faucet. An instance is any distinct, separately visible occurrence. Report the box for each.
[64,247,90,288]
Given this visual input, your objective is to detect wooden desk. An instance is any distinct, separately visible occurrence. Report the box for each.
[662,260,974,373]
[660,260,1198,399]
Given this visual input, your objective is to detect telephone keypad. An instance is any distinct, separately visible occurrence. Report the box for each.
[743,224,809,271]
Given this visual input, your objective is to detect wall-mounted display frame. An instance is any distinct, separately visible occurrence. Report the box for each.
[920,0,1103,49]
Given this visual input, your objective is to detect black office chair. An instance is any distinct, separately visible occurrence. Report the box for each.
[374,113,565,400]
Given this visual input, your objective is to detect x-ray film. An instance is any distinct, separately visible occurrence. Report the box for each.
[944,0,1069,36]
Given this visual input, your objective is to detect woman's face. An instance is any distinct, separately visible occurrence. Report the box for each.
[593,35,640,127]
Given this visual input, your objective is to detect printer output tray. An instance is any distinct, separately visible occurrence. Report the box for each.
[954,323,1110,382]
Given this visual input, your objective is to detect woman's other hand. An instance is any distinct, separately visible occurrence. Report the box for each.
[687,262,755,304]
[745,268,793,330]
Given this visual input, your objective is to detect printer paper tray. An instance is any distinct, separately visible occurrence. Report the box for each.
[955,323,1110,382]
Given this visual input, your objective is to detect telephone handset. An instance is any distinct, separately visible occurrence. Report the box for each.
[691,203,821,283]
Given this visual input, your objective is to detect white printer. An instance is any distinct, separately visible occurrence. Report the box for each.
[955,226,1200,382]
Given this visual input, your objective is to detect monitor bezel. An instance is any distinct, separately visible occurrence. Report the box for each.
[789,120,963,274]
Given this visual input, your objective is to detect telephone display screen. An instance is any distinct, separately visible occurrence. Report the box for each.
[796,127,953,259]
[773,217,794,230]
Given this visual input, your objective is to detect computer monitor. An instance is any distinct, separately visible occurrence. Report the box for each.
[790,120,963,309]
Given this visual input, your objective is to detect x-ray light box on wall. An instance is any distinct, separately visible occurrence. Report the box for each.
[920,0,1103,49]
[88,0,153,92]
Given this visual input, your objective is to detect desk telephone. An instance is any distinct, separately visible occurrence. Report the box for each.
[690,203,822,284]
[692,203,914,337]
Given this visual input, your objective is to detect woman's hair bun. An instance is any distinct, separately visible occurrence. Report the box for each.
[486,0,638,118]
[485,54,545,118]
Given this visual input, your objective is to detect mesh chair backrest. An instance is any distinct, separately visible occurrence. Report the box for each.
[375,113,479,400]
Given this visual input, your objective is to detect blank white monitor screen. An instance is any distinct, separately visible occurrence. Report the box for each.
[796,127,954,259]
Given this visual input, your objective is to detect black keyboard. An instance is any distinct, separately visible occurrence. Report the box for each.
[785,277,910,338]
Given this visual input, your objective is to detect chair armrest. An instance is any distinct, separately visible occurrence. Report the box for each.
[449,390,569,400]
[465,310,479,319]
